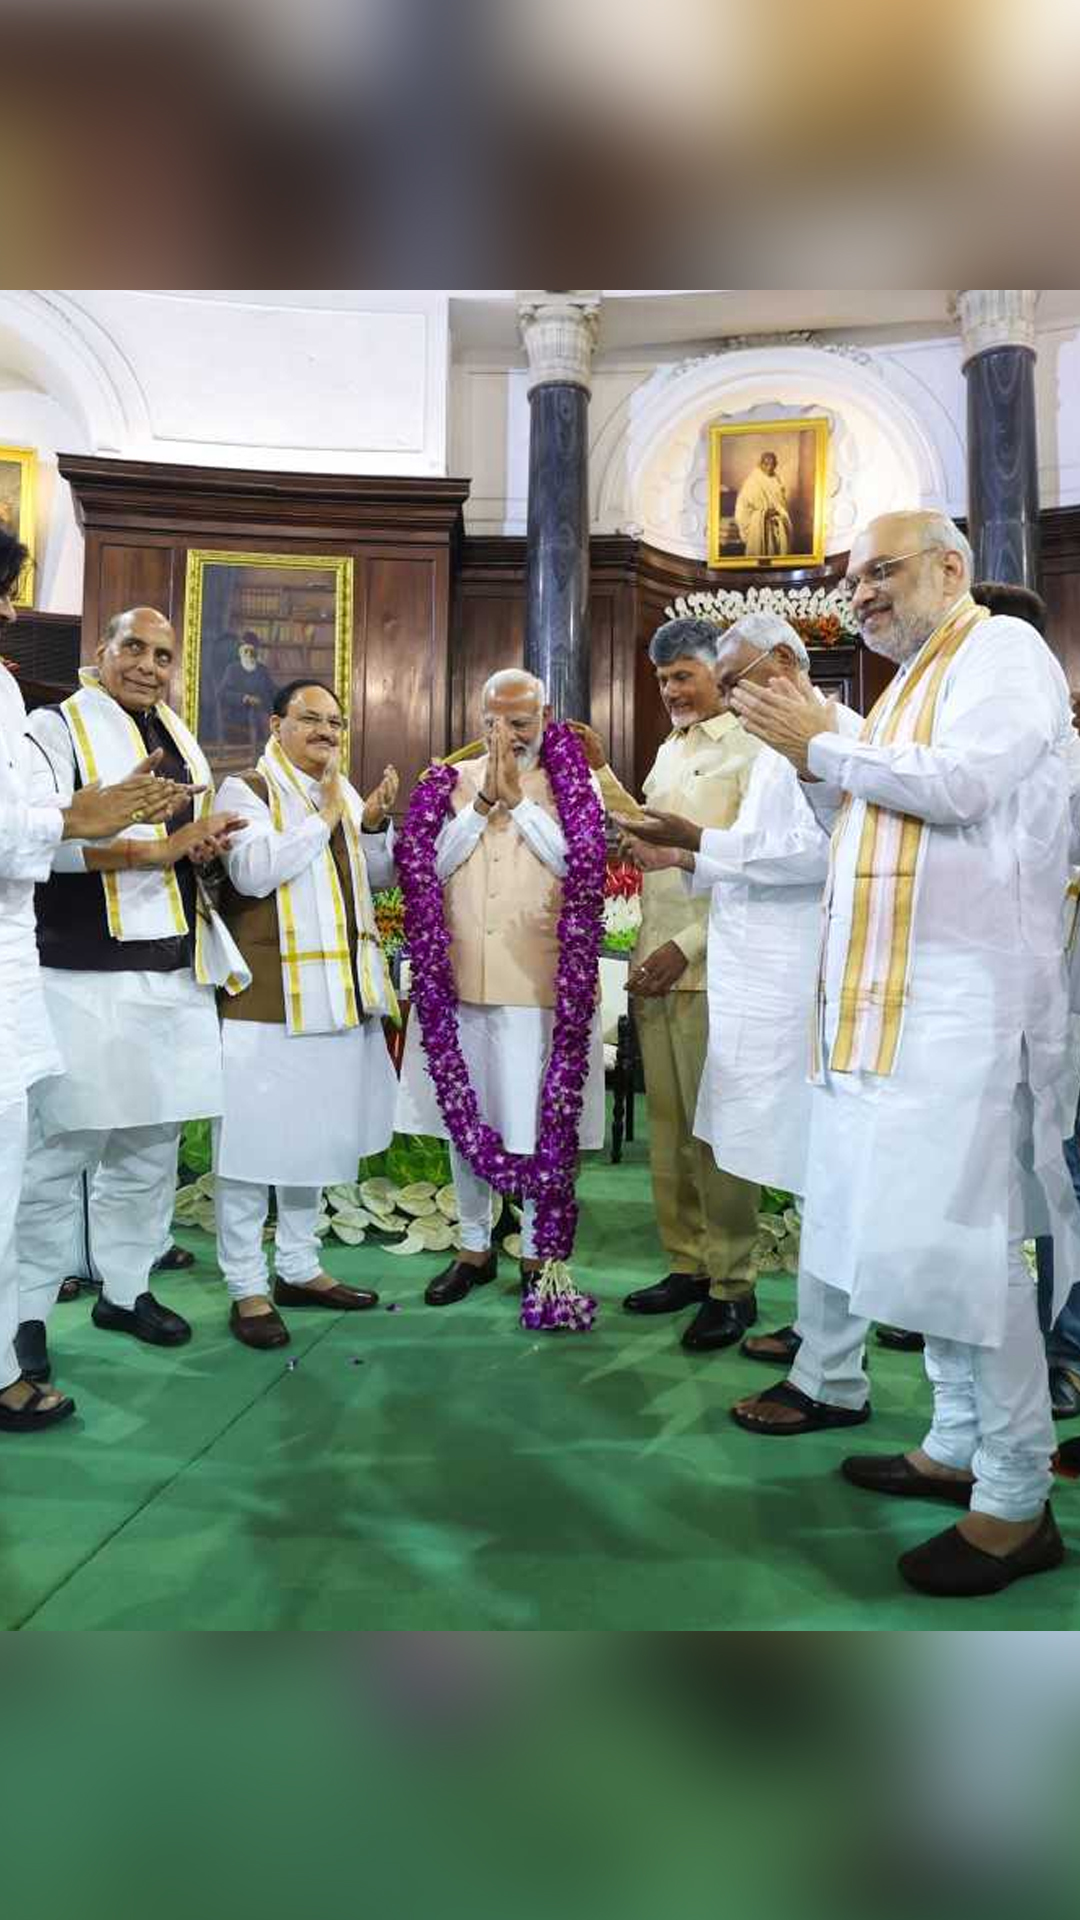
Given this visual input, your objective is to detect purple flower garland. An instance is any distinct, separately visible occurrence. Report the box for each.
[397,725,606,1307]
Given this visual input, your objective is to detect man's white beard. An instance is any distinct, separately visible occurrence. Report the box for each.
[514,740,542,773]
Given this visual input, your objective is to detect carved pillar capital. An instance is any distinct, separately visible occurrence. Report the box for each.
[950,289,1040,364]
[517,290,601,394]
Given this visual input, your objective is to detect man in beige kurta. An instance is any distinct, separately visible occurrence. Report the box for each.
[574,616,763,1352]
[397,669,605,1306]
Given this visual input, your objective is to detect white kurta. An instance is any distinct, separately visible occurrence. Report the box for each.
[0,669,65,1106]
[213,768,397,1184]
[799,612,1080,1349]
[24,704,223,1136]
[691,746,831,1194]
[396,794,606,1152]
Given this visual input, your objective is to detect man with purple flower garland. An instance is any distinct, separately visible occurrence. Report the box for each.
[397,669,606,1307]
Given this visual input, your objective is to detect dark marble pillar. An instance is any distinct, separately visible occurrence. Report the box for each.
[957,290,1040,588]
[518,294,599,722]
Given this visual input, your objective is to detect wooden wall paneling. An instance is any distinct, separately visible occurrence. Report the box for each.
[354,549,449,804]
[83,539,177,659]
[1040,505,1080,683]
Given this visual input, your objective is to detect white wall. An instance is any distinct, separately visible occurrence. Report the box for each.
[0,289,452,612]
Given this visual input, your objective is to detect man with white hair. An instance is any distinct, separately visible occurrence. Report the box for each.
[617,612,837,1355]
[572,616,763,1352]
[397,668,605,1304]
[729,510,1080,1596]
[14,607,245,1386]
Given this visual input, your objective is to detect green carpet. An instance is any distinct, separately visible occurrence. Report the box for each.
[3,1119,1078,1630]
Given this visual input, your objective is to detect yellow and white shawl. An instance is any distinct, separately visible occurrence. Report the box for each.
[61,672,250,995]
[257,735,399,1035]
[814,594,990,1079]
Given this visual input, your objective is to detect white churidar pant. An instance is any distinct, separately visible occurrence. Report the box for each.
[17,1104,181,1320]
[791,1072,1054,1522]
[0,1095,29,1390]
[449,1146,537,1259]
[214,1176,323,1300]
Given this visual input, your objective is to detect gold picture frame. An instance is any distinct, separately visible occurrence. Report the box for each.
[708,416,829,569]
[182,549,353,779]
[0,445,37,606]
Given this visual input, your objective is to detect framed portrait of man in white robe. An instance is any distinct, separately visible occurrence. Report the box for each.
[181,550,354,778]
[708,417,828,569]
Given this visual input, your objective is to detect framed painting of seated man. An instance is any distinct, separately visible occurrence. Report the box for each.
[182,550,353,778]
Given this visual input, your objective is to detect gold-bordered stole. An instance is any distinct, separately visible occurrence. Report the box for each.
[823,595,990,1078]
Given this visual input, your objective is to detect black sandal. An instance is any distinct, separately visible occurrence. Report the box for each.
[740,1324,802,1367]
[0,1377,76,1432]
[731,1379,870,1436]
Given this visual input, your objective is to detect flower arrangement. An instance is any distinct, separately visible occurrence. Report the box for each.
[372,885,406,958]
[666,584,859,649]
[602,859,642,954]
[397,723,605,1331]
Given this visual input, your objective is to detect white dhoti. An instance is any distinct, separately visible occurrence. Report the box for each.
[396,1001,605,1251]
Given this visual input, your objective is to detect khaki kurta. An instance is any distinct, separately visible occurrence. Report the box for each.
[598,712,763,1290]
[597,712,761,990]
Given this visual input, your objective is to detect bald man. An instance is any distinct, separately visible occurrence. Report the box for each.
[14,609,243,1386]
[727,511,1080,1598]
[397,669,605,1305]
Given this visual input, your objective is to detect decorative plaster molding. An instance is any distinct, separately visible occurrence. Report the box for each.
[660,336,875,383]
[516,291,602,394]
[594,343,949,562]
[950,290,1039,363]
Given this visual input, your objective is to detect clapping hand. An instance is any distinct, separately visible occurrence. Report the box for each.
[362,764,399,829]
[162,812,246,868]
[63,751,205,841]
[318,750,345,830]
[730,677,836,774]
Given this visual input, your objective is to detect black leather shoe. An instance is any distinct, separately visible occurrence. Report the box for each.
[899,1505,1065,1597]
[875,1325,925,1352]
[229,1302,290,1350]
[91,1290,192,1347]
[681,1295,758,1352]
[1049,1364,1080,1420]
[623,1273,709,1315]
[152,1243,195,1274]
[841,1451,972,1507]
[14,1320,50,1384]
[424,1250,497,1307]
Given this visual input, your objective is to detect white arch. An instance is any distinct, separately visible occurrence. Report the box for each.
[0,289,150,452]
[594,343,957,559]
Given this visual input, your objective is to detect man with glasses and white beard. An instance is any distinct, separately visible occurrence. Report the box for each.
[728,510,1080,1597]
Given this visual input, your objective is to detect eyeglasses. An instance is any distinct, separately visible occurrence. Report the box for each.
[841,547,935,600]
[294,712,344,732]
[720,648,773,693]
